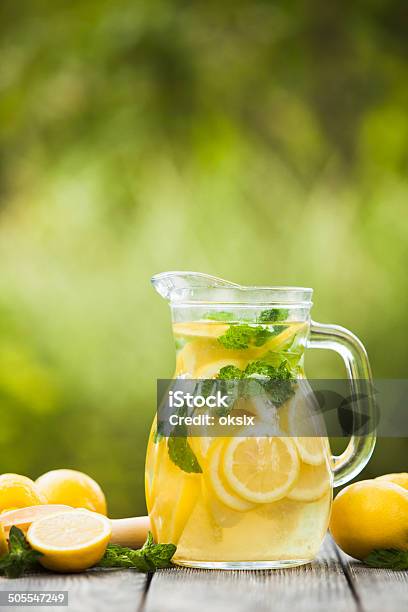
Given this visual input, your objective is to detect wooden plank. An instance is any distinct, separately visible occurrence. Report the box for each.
[144,536,357,612]
[0,569,147,612]
[334,545,408,612]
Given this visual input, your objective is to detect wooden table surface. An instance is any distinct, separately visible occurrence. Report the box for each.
[0,537,406,612]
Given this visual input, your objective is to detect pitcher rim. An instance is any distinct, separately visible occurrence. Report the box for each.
[151,271,313,305]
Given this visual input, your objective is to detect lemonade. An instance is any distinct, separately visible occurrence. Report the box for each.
[147,271,376,568]
[146,316,332,568]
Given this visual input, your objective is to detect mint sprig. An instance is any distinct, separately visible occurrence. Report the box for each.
[98,532,176,571]
[0,526,43,578]
[258,308,289,323]
[168,434,202,473]
[217,360,296,406]
[216,365,244,380]
[218,324,274,350]
[203,308,289,324]
[364,548,408,570]
[217,359,294,381]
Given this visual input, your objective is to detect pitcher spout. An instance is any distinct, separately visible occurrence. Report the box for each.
[151,271,239,302]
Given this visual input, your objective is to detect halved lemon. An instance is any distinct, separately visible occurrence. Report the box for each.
[27,510,111,572]
[205,440,255,511]
[0,504,72,535]
[223,429,300,503]
[287,462,331,502]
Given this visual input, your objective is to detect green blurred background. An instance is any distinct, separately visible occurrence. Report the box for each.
[0,0,407,517]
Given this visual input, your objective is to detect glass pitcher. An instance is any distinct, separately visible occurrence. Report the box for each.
[145,272,376,569]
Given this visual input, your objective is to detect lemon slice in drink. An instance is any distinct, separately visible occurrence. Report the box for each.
[287,462,331,502]
[149,474,200,545]
[173,322,229,339]
[189,435,214,465]
[294,437,328,466]
[145,420,165,513]
[252,322,307,357]
[148,440,201,544]
[175,340,244,377]
[201,480,245,528]
[279,384,327,465]
[205,440,255,511]
[195,358,245,379]
[223,429,300,503]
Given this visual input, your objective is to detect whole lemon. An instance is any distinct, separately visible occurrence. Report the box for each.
[376,472,408,491]
[36,470,107,515]
[0,474,47,512]
[330,479,408,560]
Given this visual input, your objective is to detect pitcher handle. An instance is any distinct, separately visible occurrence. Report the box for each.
[307,321,376,487]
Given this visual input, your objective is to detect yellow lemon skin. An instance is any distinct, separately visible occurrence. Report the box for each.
[376,473,408,491]
[0,474,47,512]
[27,510,111,573]
[330,480,408,560]
[36,470,107,515]
[0,524,8,558]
